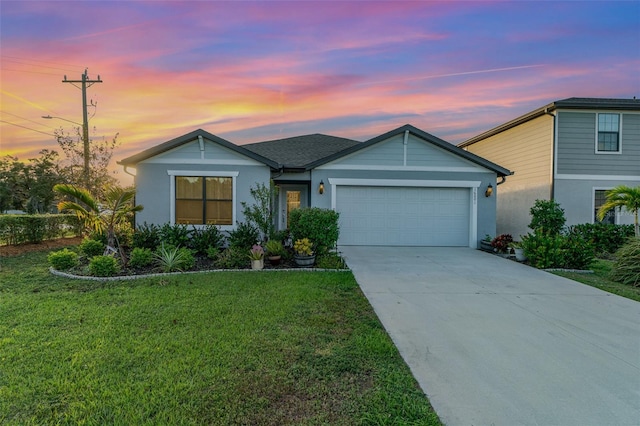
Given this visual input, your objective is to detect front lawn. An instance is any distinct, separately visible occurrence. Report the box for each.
[0,250,441,425]
[551,259,640,302]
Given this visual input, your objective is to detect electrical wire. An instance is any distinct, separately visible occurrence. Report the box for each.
[0,120,55,137]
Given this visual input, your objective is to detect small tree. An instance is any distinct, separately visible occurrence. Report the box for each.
[597,185,640,238]
[240,181,278,242]
[54,184,143,260]
[528,199,566,235]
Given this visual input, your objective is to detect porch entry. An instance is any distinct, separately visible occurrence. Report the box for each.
[277,184,309,230]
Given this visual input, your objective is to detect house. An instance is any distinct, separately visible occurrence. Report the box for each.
[118,124,511,247]
[459,97,640,238]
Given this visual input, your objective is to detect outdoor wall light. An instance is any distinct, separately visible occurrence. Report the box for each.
[485,184,493,197]
[318,180,325,195]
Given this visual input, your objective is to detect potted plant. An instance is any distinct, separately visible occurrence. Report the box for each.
[293,238,315,267]
[265,239,285,265]
[491,234,513,258]
[509,241,527,262]
[248,244,264,270]
[480,234,494,252]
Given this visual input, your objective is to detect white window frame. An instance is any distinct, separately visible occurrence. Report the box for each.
[168,170,238,230]
[592,187,617,224]
[595,113,622,154]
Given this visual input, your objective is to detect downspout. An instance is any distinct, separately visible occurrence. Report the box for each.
[198,135,205,159]
[544,109,557,200]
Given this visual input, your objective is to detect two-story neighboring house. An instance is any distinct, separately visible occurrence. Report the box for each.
[459,97,640,239]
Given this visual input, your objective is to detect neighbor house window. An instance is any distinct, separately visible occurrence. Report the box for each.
[594,189,615,224]
[175,176,233,225]
[596,113,620,153]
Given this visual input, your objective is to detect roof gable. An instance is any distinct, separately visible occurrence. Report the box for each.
[314,124,512,176]
[118,129,278,168]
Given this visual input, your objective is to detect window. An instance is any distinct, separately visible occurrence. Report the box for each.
[175,176,232,225]
[594,189,615,224]
[597,113,620,152]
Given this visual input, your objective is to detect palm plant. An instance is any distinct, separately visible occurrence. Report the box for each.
[54,184,143,256]
[597,185,640,237]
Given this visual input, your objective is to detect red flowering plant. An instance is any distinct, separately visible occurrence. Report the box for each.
[491,234,513,253]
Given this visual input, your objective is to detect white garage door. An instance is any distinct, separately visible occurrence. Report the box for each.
[336,186,470,246]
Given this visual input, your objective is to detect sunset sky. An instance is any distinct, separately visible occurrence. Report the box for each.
[1,1,639,185]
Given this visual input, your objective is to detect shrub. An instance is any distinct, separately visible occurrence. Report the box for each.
[132,222,161,250]
[316,253,346,269]
[159,223,191,248]
[288,207,340,255]
[529,199,566,235]
[48,248,79,271]
[610,238,640,286]
[491,234,513,253]
[521,233,565,269]
[128,247,154,269]
[89,255,120,277]
[265,239,285,257]
[79,238,105,258]
[562,232,595,269]
[228,222,260,250]
[206,246,220,260]
[154,244,195,272]
[189,224,225,255]
[0,214,81,245]
[215,247,248,269]
[566,223,634,256]
[240,182,278,241]
[89,222,134,249]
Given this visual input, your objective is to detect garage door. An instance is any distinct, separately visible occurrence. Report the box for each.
[336,186,470,246]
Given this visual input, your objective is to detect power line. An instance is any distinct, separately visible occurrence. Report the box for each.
[1,68,62,76]
[0,120,55,137]
[0,55,85,70]
[1,57,82,73]
[0,111,56,129]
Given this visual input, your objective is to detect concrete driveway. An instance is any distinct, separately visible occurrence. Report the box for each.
[340,246,640,426]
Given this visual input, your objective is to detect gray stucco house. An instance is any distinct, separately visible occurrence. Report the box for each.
[119,124,511,247]
[459,98,640,238]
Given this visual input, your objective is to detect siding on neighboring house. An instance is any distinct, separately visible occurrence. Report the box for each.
[464,114,553,238]
[556,112,640,176]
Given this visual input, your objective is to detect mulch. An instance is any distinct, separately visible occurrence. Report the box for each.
[0,237,83,257]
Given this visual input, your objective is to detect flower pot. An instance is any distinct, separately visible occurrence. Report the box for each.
[294,254,315,267]
[268,255,281,266]
[480,240,494,253]
[513,248,527,262]
[251,259,264,270]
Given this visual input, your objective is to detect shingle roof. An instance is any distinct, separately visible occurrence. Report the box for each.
[243,134,361,169]
[459,97,640,148]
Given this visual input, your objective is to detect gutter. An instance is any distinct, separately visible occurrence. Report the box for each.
[545,109,557,200]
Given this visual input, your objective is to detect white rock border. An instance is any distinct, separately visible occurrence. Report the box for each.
[49,266,350,281]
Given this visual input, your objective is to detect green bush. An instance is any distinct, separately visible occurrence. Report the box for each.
[610,238,640,286]
[228,222,259,250]
[128,247,154,269]
[215,247,248,269]
[529,199,566,235]
[288,207,340,255]
[89,255,120,277]
[159,223,191,248]
[316,252,346,269]
[154,245,195,273]
[0,214,81,245]
[562,232,595,269]
[521,233,565,269]
[47,248,79,271]
[566,223,635,255]
[189,224,225,255]
[79,238,105,258]
[132,222,161,250]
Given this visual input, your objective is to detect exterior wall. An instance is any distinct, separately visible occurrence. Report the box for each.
[556,111,640,176]
[554,178,638,227]
[133,161,271,230]
[465,114,553,238]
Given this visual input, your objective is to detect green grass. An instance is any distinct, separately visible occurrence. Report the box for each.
[552,259,640,302]
[0,250,441,425]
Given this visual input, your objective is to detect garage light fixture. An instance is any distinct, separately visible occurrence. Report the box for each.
[318,180,325,195]
[485,184,493,197]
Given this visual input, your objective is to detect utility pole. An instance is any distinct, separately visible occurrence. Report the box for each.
[62,69,102,185]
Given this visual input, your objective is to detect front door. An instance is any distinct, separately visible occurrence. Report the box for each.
[278,184,309,230]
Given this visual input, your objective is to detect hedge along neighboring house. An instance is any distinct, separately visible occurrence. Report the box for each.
[459,98,640,239]
[118,124,511,248]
